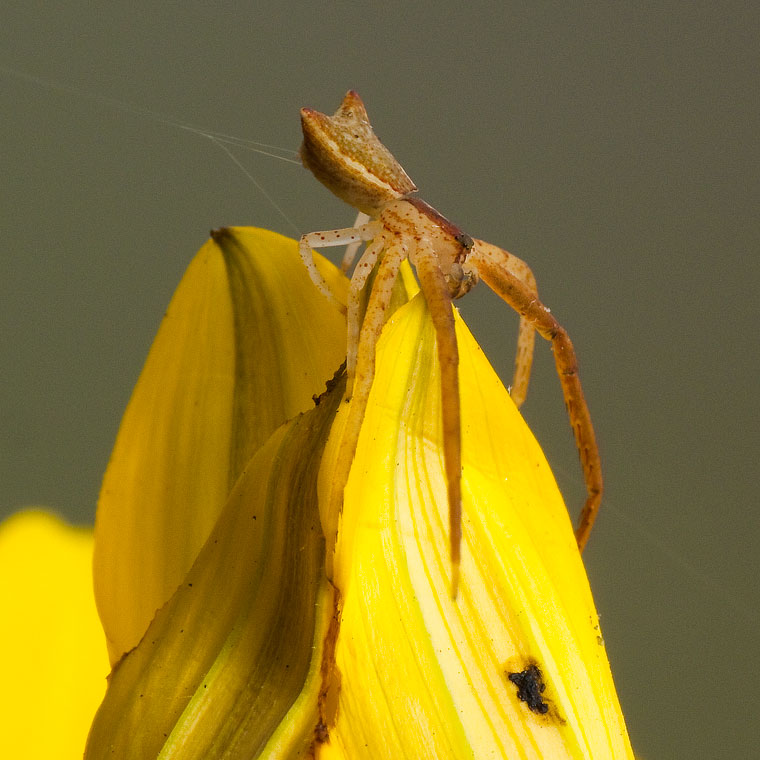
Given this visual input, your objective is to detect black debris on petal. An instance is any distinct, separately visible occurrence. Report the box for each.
[508,664,549,715]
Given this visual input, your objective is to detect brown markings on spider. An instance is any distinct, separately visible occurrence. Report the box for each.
[299,91,603,597]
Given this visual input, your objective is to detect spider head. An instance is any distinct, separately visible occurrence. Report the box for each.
[300,91,417,215]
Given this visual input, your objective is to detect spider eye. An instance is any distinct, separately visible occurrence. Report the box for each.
[455,231,474,251]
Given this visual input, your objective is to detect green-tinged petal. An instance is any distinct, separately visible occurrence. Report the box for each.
[94,227,347,662]
[86,375,344,759]
[319,294,633,759]
[0,511,109,759]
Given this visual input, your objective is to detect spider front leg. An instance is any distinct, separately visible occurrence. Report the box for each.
[324,245,406,571]
[414,248,463,596]
[346,237,385,395]
[299,221,381,314]
[468,241,603,550]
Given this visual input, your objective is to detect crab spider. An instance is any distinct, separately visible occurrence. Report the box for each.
[299,91,602,595]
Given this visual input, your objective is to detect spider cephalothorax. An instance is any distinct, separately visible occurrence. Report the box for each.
[300,90,416,215]
[299,91,602,596]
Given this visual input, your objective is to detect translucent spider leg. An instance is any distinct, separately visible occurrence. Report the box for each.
[299,221,380,313]
[341,212,371,272]
[468,242,603,549]
[414,248,462,597]
[326,245,406,559]
[345,237,387,394]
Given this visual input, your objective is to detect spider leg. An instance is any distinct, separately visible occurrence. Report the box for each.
[414,248,462,597]
[342,212,371,272]
[299,221,380,313]
[472,240,537,408]
[468,245,603,551]
[346,238,385,395]
[325,245,406,561]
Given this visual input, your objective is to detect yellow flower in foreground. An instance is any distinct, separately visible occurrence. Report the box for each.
[84,227,632,757]
[319,290,633,758]
[0,511,109,759]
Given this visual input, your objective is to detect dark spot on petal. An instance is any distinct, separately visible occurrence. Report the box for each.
[508,664,549,714]
[314,721,329,744]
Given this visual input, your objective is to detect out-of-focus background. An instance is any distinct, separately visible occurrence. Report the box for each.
[3,3,758,757]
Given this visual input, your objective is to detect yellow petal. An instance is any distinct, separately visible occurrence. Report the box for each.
[86,376,344,759]
[94,227,347,663]
[320,294,633,759]
[0,511,108,759]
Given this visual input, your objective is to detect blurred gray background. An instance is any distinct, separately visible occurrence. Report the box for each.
[2,2,758,757]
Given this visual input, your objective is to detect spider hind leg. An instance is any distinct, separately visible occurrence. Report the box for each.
[468,240,603,550]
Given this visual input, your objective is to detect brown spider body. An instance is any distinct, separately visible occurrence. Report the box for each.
[299,92,602,596]
[376,198,478,297]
